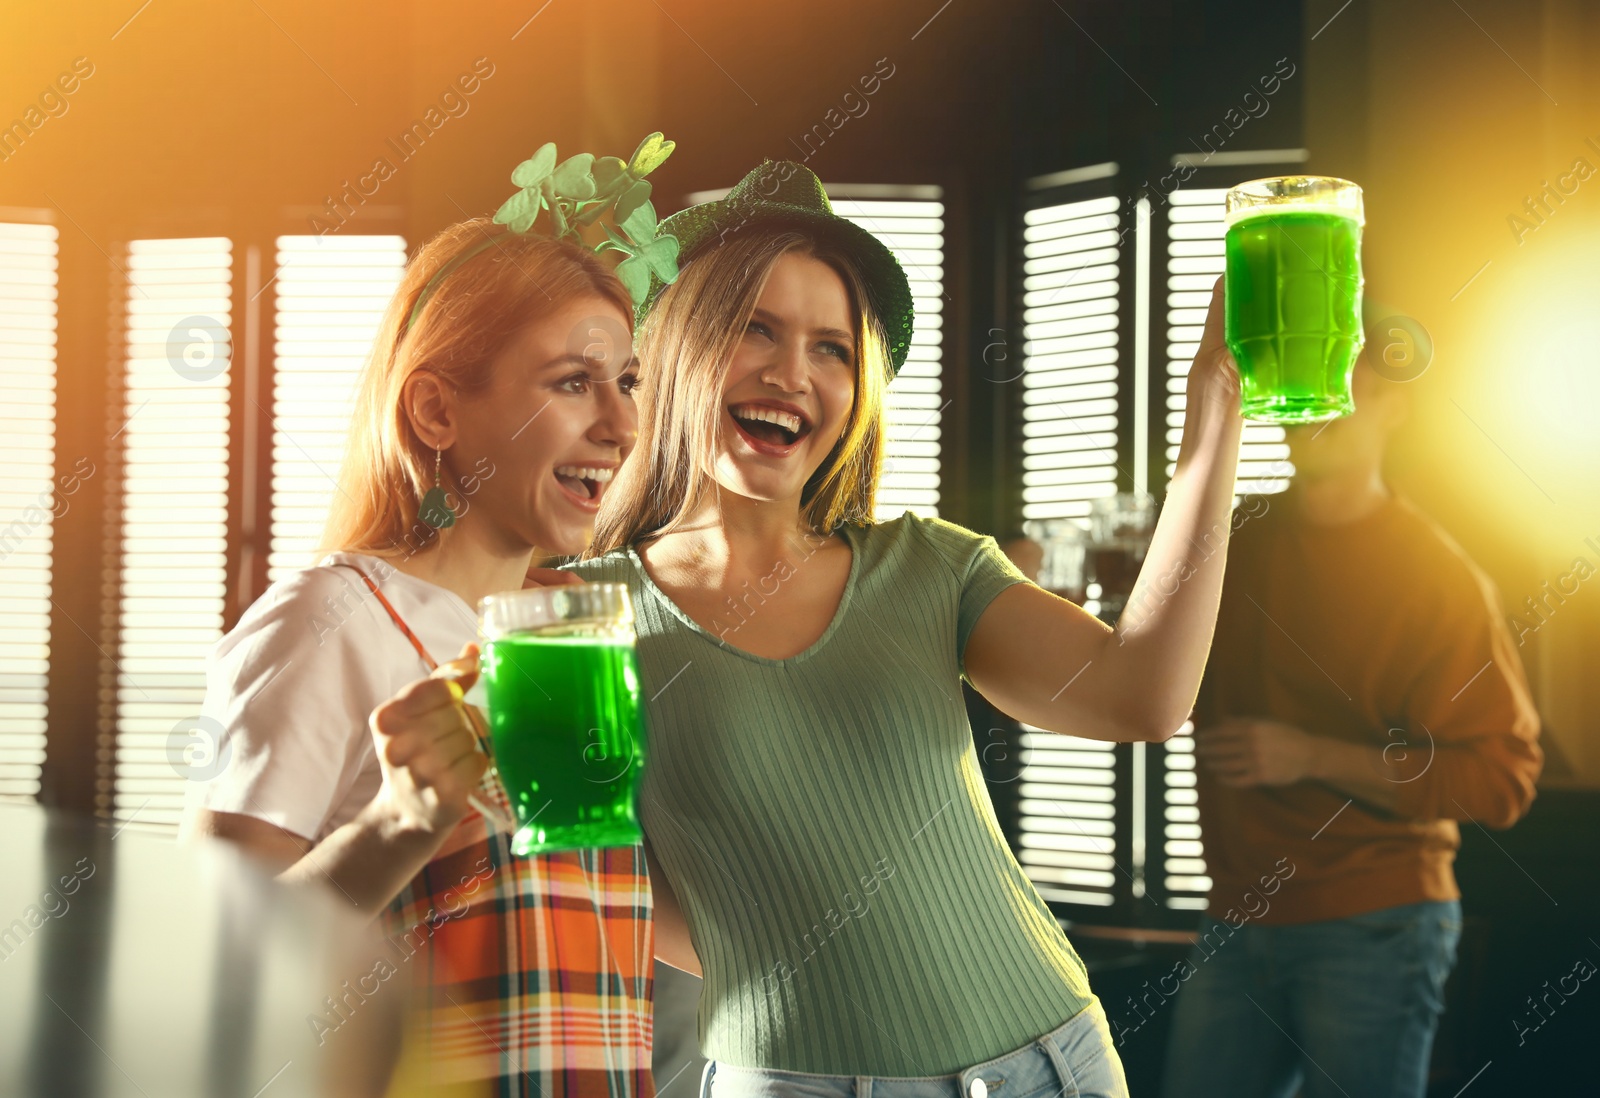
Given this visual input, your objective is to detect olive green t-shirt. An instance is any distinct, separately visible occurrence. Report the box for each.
[568,513,1093,1074]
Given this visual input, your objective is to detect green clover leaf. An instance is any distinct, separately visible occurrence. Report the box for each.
[615,238,680,305]
[493,186,544,233]
[638,236,680,280]
[495,143,561,233]
[592,156,631,197]
[414,134,681,337]
[626,132,675,178]
[614,255,652,304]
[487,134,680,307]
[551,153,596,201]
[613,180,653,225]
[612,197,680,305]
[618,198,659,245]
[510,143,558,188]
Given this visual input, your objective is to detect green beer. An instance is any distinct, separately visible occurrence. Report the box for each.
[1224,176,1365,423]
[479,585,647,855]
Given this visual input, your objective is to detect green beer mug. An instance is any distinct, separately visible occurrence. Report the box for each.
[477,583,647,856]
[1224,175,1365,423]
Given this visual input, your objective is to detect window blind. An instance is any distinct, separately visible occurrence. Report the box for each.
[269,234,407,580]
[115,237,233,832]
[1159,719,1210,908]
[1020,195,1123,521]
[0,222,59,802]
[830,197,945,518]
[1015,728,1119,907]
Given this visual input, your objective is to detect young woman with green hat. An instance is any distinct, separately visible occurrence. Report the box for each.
[573,160,1246,1097]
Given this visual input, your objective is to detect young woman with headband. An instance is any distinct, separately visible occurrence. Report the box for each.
[183,135,683,1097]
[571,160,1245,1097]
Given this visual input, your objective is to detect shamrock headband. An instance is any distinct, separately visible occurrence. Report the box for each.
[403,132,683,334]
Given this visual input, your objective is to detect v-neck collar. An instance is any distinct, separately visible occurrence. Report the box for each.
[624,525,864,667]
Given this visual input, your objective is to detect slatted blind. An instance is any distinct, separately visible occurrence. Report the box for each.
[830,197,945,518]
[1015,728,1118,906]
[1159,719,1210,908]
[1010,181,1127,911]
[0,223,59,802]
[1164,186,1292,494]
[1020,195,1122,520]
[115,238,233,832]
[269,234,407,580]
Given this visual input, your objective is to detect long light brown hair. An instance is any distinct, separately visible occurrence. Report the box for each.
[589,226,890,554]
[319,219,634,559]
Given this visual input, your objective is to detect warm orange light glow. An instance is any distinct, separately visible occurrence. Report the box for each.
[1459,227,1600,555]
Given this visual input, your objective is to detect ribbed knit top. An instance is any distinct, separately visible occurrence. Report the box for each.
[569,514,1093,1074]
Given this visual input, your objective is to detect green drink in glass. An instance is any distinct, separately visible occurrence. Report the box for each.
[478,584,647,855]
[1224,176,1365,423]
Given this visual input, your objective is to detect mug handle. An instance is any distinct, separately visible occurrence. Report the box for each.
[468,791,519,835]
[454,680,521,836]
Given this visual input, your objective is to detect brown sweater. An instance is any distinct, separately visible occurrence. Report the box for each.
[1194,492,1542,924]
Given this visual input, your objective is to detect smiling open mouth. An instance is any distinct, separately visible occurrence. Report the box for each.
[729,402,813,449]
[553,464,615,503]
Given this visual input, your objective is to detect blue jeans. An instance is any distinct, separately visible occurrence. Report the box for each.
[1162,900,1462,1098]
[699,998,1128,1098]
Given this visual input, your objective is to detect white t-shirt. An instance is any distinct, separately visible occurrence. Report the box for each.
[192,551,484,841]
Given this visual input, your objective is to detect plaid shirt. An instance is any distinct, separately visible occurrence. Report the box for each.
[379,808,656,1096]
[352,565,655,1096]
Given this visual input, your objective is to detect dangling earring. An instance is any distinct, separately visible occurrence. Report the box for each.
[419,447,457,529]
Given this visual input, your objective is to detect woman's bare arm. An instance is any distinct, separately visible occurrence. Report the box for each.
[181,809,313,873]
[184,802,460,915]
[181,647,491,916]
[965,277,1244,743]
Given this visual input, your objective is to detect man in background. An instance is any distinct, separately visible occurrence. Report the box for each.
[1162,336,1543,1098]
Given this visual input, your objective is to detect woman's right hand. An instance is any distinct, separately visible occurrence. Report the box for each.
[1181,275,1244,432]
[367,643,489,835]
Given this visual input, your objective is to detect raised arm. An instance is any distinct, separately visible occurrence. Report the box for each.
[965,277,1244,743]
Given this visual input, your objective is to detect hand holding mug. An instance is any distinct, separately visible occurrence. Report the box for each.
[368,643,490,834]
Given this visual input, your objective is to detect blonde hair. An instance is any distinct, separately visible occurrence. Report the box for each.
[590,226,890,554]
[320,219,634,559]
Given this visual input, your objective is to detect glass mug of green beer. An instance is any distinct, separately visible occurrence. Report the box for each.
[1224,176,1365,423]
[477,584,647,855]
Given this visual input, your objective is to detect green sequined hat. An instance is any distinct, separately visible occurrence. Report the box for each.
[638,160,915,375]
